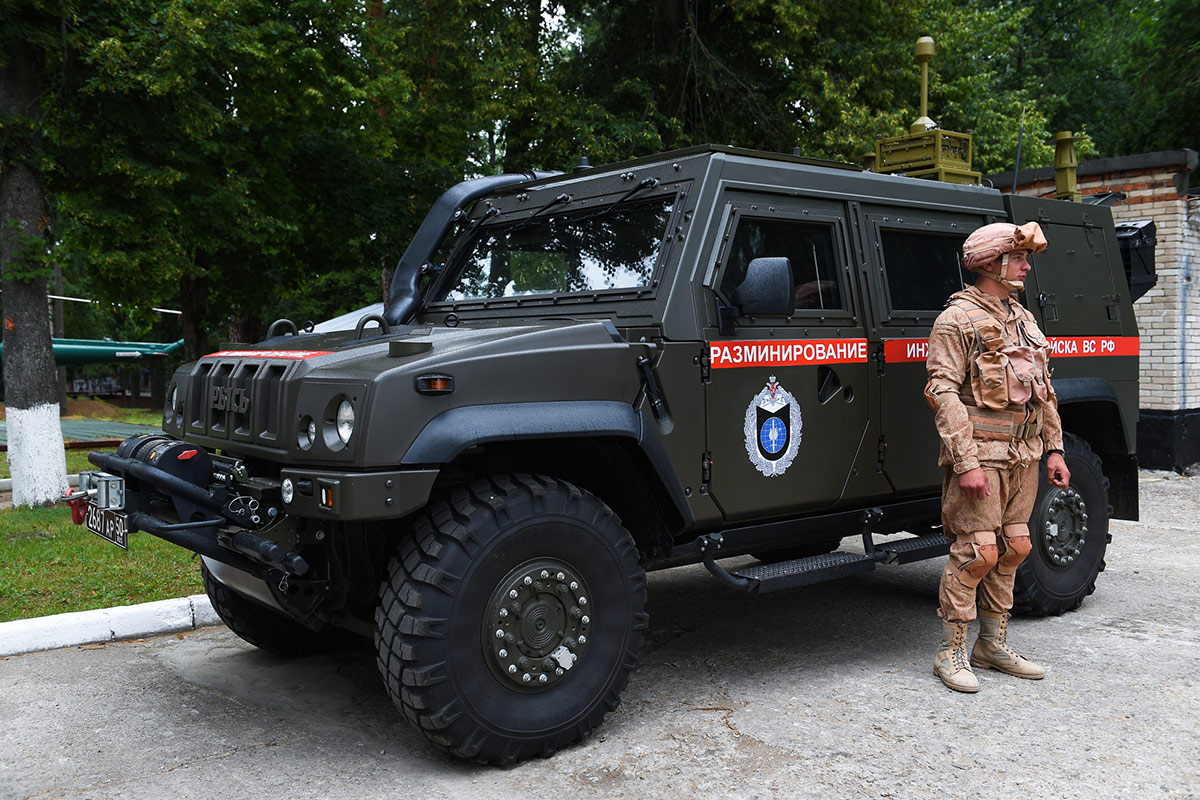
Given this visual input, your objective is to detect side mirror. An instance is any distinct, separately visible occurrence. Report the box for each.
[733,257,794,317]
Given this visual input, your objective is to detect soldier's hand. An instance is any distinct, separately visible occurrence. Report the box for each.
[958,467,990,499]
[1047,452,1070,489]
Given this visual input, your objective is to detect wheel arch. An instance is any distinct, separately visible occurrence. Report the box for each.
[1053,377,1138,520]
[402,401,693,557]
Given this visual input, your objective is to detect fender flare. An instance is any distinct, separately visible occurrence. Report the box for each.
[1051,376,1133,454]
[401,401,693,525]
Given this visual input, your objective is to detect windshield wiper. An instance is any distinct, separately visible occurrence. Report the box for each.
[507,192,574,233]
[576,177,660,222]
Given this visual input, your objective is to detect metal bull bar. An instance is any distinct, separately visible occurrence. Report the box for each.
[83,451,310,579]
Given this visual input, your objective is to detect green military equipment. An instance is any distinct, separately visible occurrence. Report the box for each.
[1053,131,1083,202]
[0,337,183,366]
[73,144,1143,763]
[875,37,981,184]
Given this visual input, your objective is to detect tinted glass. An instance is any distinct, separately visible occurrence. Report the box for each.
[720,218,843,312]
[881,229,969,312]
[438,196,674,301]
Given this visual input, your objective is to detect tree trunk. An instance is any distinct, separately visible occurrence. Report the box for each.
[1,40,67,506]
[180,272,210,361]
[54,259,68,408]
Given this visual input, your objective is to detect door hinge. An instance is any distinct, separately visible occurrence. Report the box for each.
[875,436,887,473]
[701,451,713,493]
[695,352,711,383]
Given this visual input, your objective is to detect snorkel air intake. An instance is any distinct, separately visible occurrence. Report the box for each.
[383,170,562,326]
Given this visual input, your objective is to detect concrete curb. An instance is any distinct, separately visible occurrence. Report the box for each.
[0,595,221,658]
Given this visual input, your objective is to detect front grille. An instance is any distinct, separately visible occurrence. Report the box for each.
[186,358,290,446]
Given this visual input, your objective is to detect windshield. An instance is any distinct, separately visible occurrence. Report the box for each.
[432,195,675,302]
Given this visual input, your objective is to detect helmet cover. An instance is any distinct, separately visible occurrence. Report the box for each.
[962,221,1047,290]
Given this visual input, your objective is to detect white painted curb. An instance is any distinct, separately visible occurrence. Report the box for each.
[0,595,221,658]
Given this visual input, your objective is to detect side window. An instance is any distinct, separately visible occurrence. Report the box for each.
[720,218,844,312]
[880,229,969,314]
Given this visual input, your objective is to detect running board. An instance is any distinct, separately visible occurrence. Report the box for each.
[877,532,950,564]
[731,551,876,594]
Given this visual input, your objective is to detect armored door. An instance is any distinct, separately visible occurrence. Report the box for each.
[860,206,985,495]
[703,194,877,522]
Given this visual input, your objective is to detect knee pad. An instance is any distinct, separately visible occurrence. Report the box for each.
[998,523,1032,573]
[956,530,999,584]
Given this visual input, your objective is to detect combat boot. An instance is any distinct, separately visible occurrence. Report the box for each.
[933,620,979,693]
[970,609,1045,679]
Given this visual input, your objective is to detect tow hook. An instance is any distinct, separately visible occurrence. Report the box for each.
[64,487,88,525]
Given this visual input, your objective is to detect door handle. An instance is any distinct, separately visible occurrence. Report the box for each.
[817,366,842,404]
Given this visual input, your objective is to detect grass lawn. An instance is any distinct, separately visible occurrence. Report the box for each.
[0,504,204,623]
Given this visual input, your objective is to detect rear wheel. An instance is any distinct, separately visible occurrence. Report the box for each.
[375,474,647,764]
[1014,433,1110,616]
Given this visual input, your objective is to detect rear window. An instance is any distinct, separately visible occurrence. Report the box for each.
[880,229,969,313]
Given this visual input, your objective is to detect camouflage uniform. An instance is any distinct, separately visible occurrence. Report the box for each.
[925,284,1064,622]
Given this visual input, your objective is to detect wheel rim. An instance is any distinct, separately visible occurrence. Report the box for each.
[1036,486,1089,571]
[482,558,593,692]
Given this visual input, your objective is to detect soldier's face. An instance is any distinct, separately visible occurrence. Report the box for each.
[1006,249,1031,282]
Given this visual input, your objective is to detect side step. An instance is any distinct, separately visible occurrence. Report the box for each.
[730,551,876,594]
[877,532,950,564]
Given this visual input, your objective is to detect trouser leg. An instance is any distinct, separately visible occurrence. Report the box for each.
[978,464,1038,613]
[938,468,1002,622]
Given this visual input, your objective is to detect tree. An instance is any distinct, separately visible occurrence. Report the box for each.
[1,1,69,506]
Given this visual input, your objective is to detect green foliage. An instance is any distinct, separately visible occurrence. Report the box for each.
[9,0,1190,355]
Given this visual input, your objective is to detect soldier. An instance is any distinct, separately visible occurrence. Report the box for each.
[924,221,1071,693]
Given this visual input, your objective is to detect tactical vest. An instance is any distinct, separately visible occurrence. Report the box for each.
[950,296,1052,443]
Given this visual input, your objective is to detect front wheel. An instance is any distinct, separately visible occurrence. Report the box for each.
[375,474,648,763]
[1014,433,1111,616]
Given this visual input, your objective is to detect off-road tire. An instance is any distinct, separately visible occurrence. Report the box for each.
[201,562,344,656]
[1014,433,1110,616]
[375,474,647,764]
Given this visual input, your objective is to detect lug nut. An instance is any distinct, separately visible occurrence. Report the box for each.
[495,629,504,639]
[541,570,549,579]
[509,589,518,599]
[1067,556,1075,563]
[556,572,565,581]
[578,596,588,606]
[570,581,579,591]
[499,649,508,658]
[508,665,517,674]
[555,668,564,676]
[522,673,532,683]
[499,608,508,618]
[578,634,587,644]
[570,607,582,618]
[538,674,548,683]
[524,576,533,586]
[582,615,590,625]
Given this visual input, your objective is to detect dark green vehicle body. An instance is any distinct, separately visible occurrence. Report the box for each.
[88,146,1139,762]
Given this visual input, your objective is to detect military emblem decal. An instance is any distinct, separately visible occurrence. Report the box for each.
[744,376,802,476]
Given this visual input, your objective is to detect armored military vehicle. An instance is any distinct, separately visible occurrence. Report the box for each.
[71,145,1142,762]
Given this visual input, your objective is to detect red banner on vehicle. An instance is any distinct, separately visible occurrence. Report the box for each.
[709,339,869,369]
[882,336,1139,363]
[205,350,334,359]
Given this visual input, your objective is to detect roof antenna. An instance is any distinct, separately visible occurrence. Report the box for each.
[1012,104,1026,194]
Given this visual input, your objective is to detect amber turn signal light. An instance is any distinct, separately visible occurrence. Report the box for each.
[415,374,455,394]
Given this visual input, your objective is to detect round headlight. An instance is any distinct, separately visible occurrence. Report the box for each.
[281,478,294,504]
[298,416,316,450]
[336,399,355,445]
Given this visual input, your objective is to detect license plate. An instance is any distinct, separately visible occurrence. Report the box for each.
[85,503,129,550]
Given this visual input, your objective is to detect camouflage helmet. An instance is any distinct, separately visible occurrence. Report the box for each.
[962,221,1048,290]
